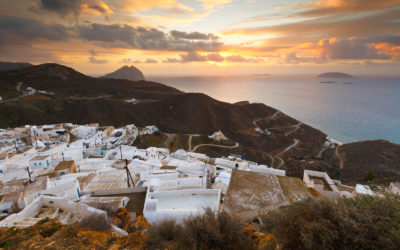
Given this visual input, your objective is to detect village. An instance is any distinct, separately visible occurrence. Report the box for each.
[0,123,399,235]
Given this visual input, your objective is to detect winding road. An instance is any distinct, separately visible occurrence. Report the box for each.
[192,142,239,152]
[16,82,23,92]
[253,111,280,135]
[285,123,303,136]
[316,146,329,159]
[275,139,300,157]
[335,146,344,169]
[188,134,239,152]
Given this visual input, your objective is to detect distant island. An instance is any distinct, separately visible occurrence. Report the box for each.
[253,74,271,76]
[103,65,145,81]
[318,72,353,78]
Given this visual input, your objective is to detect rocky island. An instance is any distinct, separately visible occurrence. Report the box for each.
[103,65,145,81]
[318,72,353,78]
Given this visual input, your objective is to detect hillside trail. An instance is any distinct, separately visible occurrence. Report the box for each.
[285,123,303,136]
[188,134,200,152]
[276,157,285,168]
[335,146,344,169]
[316,146,329,158]
[275,139,300,157]
[192,142,239,152]
[253,111,280,134]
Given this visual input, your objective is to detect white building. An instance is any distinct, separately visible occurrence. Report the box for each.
[29,155,52,168]
[140,125,158,135]
[389,182,400,195]
[303,170,356,200]
[143,189,221,224]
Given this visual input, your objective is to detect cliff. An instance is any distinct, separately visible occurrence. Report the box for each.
[103,65,145,81]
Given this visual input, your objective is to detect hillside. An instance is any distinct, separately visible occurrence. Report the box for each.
[0,63,399,185]
[104,65,145,81]
[0,61,32,72]
[0,63,180,100]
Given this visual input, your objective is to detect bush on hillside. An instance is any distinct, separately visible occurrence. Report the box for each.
[260,194,400,249]
[145,209,254,249]
[79,214,111,232]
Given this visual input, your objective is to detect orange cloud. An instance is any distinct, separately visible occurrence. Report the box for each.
[198,0,233,10]
[111,0,192,12]
[296,0,400,16]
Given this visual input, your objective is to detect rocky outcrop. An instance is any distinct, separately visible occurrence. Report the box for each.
[103,66,145,81]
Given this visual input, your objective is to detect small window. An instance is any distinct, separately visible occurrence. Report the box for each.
[39,162,42,166]
[34,163,37,166]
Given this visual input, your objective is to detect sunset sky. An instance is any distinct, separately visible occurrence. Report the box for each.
[0,0,399,76]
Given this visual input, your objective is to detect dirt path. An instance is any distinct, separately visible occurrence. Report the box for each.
[16,82,23,92]
[276,156,285,168]
[192,142,239,152]
[164,133,176,150]
[285,123,303,136]
[188,134,201,152]
[316,146,329,158]
[69,95,111,100]
[275,139,299,157]
[188,135,193,151]
[266,153,275,167]
[253,111,280,135]
[335,146,344,169]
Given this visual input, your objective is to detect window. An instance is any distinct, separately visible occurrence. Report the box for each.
[39,162,41,166]
[34,163,37,166]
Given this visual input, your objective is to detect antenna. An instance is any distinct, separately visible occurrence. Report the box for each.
[25,167,32,183]
[124,159,135,188]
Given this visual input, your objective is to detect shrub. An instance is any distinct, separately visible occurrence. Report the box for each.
[365,171,376,182]
[145,219,184,249]
[260,194,400,249]
[145,209,254,249]
[182,209,254,250]
[79,214,111,232]
[35,218,62,237]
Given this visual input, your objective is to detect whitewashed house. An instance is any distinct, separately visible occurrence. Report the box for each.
[143,188,221,224]
[29,155,52,168]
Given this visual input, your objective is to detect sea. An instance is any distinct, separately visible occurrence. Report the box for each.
[148,75,400,144]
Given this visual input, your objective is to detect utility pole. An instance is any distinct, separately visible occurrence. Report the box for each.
[62,152,64,161]
[124,159,135,188]
[14,141,18,151]
[25,167,32,183]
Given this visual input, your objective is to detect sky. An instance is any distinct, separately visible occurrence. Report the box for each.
[0,0,399,76]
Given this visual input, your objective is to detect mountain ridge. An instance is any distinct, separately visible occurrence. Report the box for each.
[103,65,145,81]
[0,61,32,72]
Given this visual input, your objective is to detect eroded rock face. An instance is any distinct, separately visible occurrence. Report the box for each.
[104,66,145,81]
